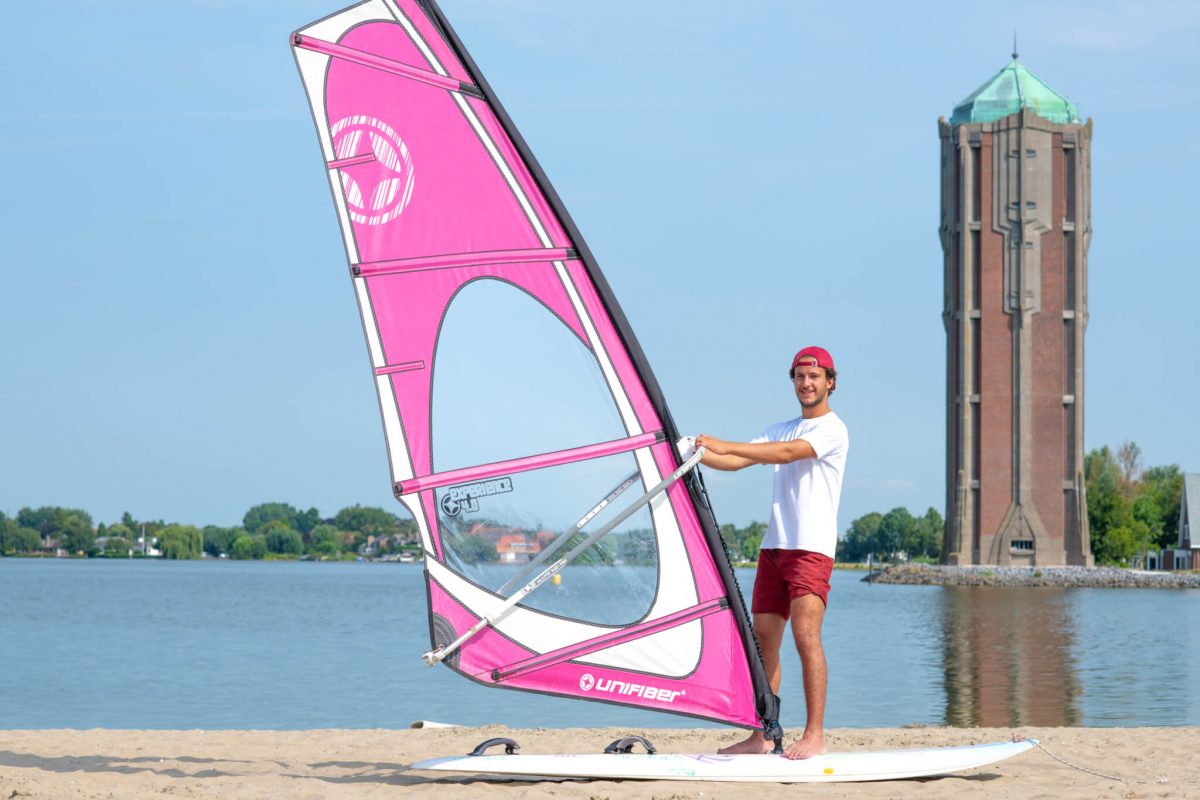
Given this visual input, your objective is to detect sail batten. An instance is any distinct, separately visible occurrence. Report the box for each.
[328,153,376,170]
[395,432,664,496]
[293,0,777,732]
[294,33,480,96]
[354,247,579,277]
[373,361,424,376]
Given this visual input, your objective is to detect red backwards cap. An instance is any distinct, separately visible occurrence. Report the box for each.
[791,346,835,372]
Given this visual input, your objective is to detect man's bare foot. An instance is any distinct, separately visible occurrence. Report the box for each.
[783,731,826,760]
[717,732,773,755]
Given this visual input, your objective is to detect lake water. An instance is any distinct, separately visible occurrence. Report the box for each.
[1,558,1197,730]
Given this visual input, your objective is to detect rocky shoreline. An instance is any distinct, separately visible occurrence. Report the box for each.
[869,562,1200,588]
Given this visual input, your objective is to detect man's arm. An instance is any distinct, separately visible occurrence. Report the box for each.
[696,434,817,471]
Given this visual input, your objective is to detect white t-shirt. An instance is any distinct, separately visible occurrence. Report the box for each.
[752,411,849,558]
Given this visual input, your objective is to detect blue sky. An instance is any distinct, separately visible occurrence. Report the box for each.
[2,1,1197,532]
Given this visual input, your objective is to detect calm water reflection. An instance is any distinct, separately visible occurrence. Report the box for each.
[938,587,1080,727]
[1,559,1196,729]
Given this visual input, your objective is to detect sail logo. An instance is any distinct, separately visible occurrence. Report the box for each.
[578,673,684,704]
[330,115,415,226]
[440,476,513,517]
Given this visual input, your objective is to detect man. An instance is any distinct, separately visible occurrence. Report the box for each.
[696,345,848,760]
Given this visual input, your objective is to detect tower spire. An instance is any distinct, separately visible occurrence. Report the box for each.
[1012,31,1019,61]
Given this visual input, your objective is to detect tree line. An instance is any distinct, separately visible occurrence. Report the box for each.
[2,442,1183,567]
[0,503,419,560]
[1085,442,1183,566]
[829,441,1184,567]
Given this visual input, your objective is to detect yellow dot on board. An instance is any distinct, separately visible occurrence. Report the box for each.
[824,767,834,775]
[551,574,562,586]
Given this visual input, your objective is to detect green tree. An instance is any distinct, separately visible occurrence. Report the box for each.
[59,511,97,556]
[243,503,300,534]
[230,535,267,560]
[741,521,766,559]
[102,536,132,557]
[295,507,322,535]
[17,506,58,536]
[1085,446,1133,565]
[158,524,203,559]
[906,507,943,560]
[1,518,45,555]
[107,522,133,537]
[837,511,883,562]
[1098,519,1154,566]
[203,525,240,557]
[9,527,43,554]
[1116,441,1143,493]
[1138,465,1184,548]
[263,522,304,556]
[718,521,766,562]
[878,507,915,558]
[307,524,340,557]
[15,506,95,553]
[333,505,400,536]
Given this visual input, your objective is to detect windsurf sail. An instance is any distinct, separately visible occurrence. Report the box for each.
[291,0,779,732]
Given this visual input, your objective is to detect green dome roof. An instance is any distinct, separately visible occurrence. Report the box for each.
[950,59,1080,125]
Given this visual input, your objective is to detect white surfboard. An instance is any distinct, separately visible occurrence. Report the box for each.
[413,738,1037,783]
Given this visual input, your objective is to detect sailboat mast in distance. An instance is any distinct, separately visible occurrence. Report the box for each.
[291,0,779,734]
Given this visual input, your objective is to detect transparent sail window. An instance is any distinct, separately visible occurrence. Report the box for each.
[430,277,627,473]
[434,450,659,627]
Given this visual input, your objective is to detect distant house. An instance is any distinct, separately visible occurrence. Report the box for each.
[94,536,132,557]
[135,535,161,558]
[1146,473,1198,571]
[496,533,540,563]
[469,523,523,543]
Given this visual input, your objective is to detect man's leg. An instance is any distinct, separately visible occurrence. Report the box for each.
[716,611,786,754]
[783,593,827,759]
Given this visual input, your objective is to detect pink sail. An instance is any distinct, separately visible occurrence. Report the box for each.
[292,0,777,731]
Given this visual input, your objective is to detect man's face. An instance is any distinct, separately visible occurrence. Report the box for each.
[792,363,832,409]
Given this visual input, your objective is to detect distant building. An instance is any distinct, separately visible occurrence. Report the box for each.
[939,55,1093,566]
[496,533,540,563]
[1146,473,1199,570]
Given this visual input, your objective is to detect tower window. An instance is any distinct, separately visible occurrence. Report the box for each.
[1011,539,1034,551]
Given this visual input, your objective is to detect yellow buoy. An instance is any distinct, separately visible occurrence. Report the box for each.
[551,573,562,586]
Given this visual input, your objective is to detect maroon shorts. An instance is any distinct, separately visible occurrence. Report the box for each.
[751,548,834,617]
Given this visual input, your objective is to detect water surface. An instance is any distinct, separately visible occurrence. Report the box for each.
[1,559,1196,729]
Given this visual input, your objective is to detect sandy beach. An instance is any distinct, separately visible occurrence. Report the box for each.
[1,725,1195,799]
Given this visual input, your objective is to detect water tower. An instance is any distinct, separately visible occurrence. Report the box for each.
[938,54,1093,566]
